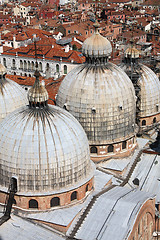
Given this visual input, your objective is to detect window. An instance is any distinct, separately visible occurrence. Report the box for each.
[24,60,27,70]
[3,58,6,67]
[50,197,60,207]
[90,146,97,154]
[46,63,49,71]
[156,104,159,112]
[28,61,31,71]
[12,59,16,69]
[39,62,42,72]
[108,145,114,153]
[29,199,38,209]
[64,65,67,74]
[122,141,127,150]
[11,177,17,192]
[68,30,70,34]
[71,191,77,201]
[31,61,34,71]
[86,184,89,192]
[63,103,68,110]
[153,117,156,123]
[142,120,146,126]
[56,64,59,73]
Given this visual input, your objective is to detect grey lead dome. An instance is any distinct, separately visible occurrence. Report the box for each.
[82,23,112,58]
[138,64,160,118]
[0,66,28,122]
[56,62,136,145]
[0,105,94,195]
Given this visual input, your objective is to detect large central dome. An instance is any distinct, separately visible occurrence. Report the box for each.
[56,24,137,161]
[0,70,94,210]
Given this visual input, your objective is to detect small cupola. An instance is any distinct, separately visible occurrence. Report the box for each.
[28,65,48,108]
[82,20,112,65]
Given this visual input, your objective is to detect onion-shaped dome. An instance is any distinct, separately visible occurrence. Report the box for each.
[28,70,48,105]
[0,70,94,196]
[138,64,160,118]
[0,65,28,122]
[56,62,136,145]
[82,21,112,58]
[125,47,140,59]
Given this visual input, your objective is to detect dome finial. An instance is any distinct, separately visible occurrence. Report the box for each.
[82,20,112,61]
[93,20,100,34]
[27,39,49,108]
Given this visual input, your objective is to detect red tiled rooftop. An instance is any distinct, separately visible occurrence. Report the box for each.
[6,74,65,105]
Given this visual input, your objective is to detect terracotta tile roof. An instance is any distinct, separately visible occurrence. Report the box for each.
[71,40,82,49]
[142,0,160,6]
[2,40,85,64]
[6,74,65,105]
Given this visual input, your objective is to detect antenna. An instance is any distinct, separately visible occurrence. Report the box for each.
[33,37,38,70]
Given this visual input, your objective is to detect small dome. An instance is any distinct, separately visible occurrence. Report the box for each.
[138,64,160,117]
[0,75,28,122]
[28,70,48,104]
[0,105,94,195]
[0,63,7,75]
[82,22,112,58]
[125,47,140,59]
[56,62,136,145]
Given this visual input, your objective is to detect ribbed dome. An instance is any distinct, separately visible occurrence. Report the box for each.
[28,70,48,104]
[138,64,160,117]
[56,62,136,145]
[0,75,28,122]
[0,105,94,195]
[82,22,112,58]
[125,47,140,59]
[0,63,7,75]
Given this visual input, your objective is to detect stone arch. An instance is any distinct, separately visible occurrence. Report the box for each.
[50,197,60,207]
[31,61,34,71]
[24,60,27,70]
[29,199,38,209]
[20,60,23,69]
[28,61,31,71]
